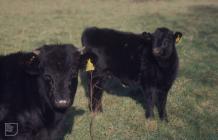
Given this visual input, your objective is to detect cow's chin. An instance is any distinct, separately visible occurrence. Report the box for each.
[53,104,70,112]
[53,104,68,111]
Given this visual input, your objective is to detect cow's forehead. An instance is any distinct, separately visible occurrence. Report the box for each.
[39,47,80,73]
[156,29,173,37]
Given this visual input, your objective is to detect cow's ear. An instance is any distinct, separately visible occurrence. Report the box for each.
[77,47,85,55]
[25,53,40,76]
[142,32,152,41]
[175,32,183,44]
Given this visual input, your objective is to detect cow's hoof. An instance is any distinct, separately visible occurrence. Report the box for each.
[89,105,103,113]
[94,106,103,113]
[145,111,154,119]
[145,113,154,119]
[160,117,169,122]
[163,118,169,123]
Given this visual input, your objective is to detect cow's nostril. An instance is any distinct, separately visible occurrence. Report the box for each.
[54,99,71,109]
[153,48,162,56]
[58,100,67,104]
[153,48,160,53]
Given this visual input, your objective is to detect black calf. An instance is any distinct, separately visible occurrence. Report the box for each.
[0,44,81,140]
[81,27,182,121]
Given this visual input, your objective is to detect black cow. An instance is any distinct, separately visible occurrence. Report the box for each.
[81,27,182,121]
[0,44,81,140]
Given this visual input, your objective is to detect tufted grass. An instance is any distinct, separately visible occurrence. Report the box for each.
[0,0,218,139]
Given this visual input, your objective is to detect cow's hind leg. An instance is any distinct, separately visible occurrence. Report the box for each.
[87,72,104,112]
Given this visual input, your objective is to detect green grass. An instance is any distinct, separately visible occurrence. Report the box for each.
[0,0,218,139]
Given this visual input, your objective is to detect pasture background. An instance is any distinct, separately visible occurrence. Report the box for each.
[0,0,218,139]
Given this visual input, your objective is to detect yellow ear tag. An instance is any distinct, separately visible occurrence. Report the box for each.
[86,58,95,72]
[176,35,181,44]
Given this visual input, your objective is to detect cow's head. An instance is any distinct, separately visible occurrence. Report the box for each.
[25,44,81,111]
[152,27,182,59]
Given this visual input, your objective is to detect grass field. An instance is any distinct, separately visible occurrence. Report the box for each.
[0,0,218,139]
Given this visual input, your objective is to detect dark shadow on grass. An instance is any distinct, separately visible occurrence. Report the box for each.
[189,5,218,52]
[57,107,85,140]
[179,62,217,88]
[190,5,218,15]
[173,5,218,139]
[178,5,218,88]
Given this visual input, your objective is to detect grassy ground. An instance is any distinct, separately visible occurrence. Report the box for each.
[0,0,218,139]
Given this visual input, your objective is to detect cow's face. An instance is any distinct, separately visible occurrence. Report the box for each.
[26,45,81,111]
[152,28,182,59]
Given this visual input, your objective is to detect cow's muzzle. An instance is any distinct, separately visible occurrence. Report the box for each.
[54,99,71,109]
[152,48,162,56]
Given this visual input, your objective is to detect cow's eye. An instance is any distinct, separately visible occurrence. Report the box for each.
[163,40,168,47]
[44,74,52,82]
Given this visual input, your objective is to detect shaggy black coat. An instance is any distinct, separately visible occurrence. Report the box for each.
[81,27,182,121]
[0,44,81,140]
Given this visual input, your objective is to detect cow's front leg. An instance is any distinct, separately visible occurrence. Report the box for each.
[142,87,155,119]
[156,91,168,122]
[87,73,104,113]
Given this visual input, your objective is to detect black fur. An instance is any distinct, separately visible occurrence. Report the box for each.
[0,44,81,140]
[81,27,182,121]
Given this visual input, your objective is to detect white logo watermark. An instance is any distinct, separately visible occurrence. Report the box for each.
[4,123,18,136]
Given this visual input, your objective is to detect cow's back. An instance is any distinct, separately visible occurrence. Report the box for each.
[82,27,152,81]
